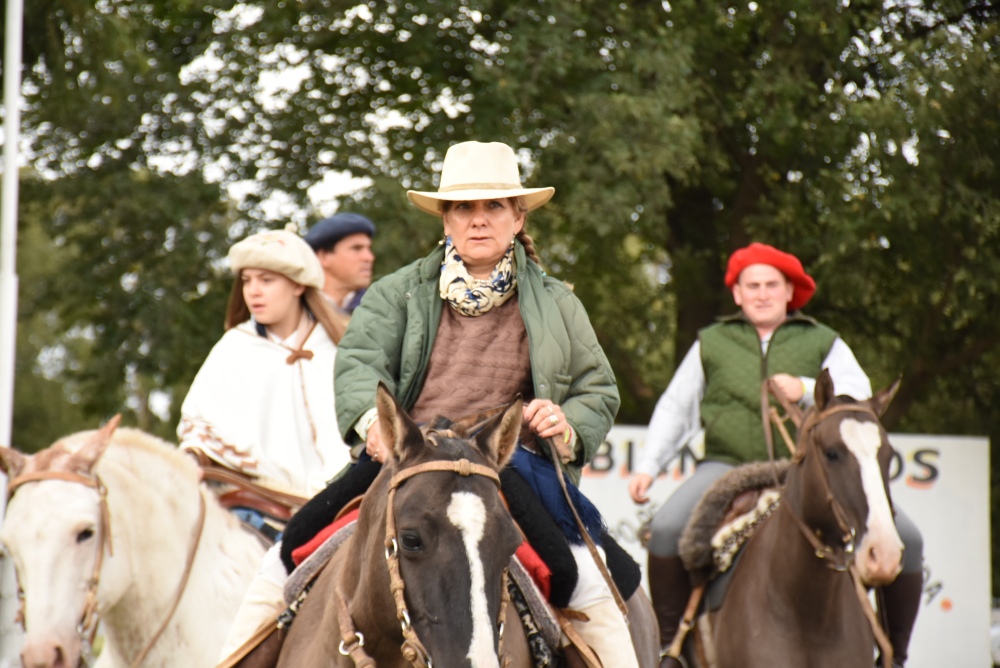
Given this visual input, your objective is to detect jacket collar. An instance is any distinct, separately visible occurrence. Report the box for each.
[716,309,818,327]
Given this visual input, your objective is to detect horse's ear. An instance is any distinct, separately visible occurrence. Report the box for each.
[814,368,835,411]
[0,447,27,479]
[72,414,121,473]
[475,395,523,470]
[869,375,902,417]
[375,382,422,463]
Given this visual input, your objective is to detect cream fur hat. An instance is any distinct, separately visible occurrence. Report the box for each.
[406,141,555,215]
[228,228,324,290]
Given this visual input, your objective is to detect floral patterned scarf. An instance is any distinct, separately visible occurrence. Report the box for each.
[439,237,517,317]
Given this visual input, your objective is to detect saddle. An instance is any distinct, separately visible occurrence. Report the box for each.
[659,461,789,664]
[186,449,309,543]
[679,461,790,590]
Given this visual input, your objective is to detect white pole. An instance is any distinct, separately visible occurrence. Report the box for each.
[0,0,25,661]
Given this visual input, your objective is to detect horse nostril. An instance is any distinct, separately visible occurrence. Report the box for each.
[21,642,66,668]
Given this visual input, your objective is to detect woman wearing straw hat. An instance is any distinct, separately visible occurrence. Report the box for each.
[218,142,642,666]
[326,140,640,665]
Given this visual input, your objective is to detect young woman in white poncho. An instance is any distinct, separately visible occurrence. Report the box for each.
[179,228,358,662]
[178,227,351,498]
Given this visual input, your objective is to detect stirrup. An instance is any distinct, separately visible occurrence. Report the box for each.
[658,650,689,668]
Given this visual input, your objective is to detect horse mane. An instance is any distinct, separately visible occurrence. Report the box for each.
[53,426,202,486]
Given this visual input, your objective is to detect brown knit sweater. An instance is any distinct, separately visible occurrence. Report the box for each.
[410,295,534,427]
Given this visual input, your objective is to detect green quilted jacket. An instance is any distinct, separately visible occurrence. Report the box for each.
[334,241,620,482]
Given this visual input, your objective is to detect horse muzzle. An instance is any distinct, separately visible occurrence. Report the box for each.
[20,632,82,668]
[854,531,904,586]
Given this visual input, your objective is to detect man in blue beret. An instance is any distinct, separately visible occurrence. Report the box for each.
[304,212,376,315]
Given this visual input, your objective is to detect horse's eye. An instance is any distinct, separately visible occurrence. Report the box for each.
[824,449,840,462]
[398,531,423,552]
[76,528,95,544]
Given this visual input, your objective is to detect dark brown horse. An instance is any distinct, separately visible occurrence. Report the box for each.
[682,370,903,668]
[277,383,659,667]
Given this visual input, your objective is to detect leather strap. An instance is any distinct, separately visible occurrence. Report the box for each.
[130,489,207,667]
[196,457,310,510]
[850,563,894,666]
[664,583,705,660]
[555,610,604,668]
[544,437,628,618]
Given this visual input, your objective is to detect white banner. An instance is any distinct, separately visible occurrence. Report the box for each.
[579,427,992,668]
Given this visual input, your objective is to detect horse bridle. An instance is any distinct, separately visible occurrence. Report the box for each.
[761,379,885,571]
[333,457,510,668]
[765,396,896,665]
[6,468,207,668]
[782,403,887,571]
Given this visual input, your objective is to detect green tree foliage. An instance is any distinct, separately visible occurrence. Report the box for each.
[4,0,998,584]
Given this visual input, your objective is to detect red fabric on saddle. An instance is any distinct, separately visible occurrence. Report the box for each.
[516,539,552,601]
[291,508,360,567]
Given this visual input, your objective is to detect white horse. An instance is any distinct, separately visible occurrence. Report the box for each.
[0,417,267,668]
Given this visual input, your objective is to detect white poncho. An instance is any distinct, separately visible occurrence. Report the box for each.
[178,320,349,497]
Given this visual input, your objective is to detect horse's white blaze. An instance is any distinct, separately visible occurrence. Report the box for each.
[839,418,903,581]
[447,491,500,668]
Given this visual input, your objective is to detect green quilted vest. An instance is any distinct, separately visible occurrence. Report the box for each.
[699,313,838,465]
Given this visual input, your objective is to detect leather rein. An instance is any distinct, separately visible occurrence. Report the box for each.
[7,468,207,668]
[333,457,511,668]
[762,381,894,664]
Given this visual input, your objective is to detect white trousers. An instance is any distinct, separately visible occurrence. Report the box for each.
[566,544,640,668]
[217,543,287,663]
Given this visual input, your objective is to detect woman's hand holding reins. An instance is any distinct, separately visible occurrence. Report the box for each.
[366,420,390,463]
[524,399,573,463]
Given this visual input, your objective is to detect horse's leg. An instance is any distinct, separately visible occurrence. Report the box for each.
[626,588,662,668]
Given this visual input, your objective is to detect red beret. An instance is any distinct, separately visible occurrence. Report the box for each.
[724,242,816,311]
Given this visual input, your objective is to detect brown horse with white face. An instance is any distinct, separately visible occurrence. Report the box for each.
[278,383,660,667]
[277,383,525,667]
[689,370,904,668]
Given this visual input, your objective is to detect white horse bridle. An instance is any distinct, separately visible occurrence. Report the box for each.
[7,469,206,668]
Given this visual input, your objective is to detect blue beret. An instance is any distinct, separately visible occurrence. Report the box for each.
[304,212,376,251]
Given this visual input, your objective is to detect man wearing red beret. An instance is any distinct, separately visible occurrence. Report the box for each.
[628,242,923,668]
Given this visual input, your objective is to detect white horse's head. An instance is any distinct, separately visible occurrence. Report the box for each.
[1,417,265,668]
[1,417,127,668]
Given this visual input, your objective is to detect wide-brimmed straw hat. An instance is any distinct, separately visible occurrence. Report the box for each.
[406,141,555,215]
[228,229,324,290]
[724,242,816,311]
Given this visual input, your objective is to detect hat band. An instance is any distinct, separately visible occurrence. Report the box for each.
[438,181,524,193]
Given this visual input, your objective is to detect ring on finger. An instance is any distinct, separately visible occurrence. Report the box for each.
[549,414,558,426]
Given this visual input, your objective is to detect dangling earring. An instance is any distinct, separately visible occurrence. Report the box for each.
[510,237,515,247]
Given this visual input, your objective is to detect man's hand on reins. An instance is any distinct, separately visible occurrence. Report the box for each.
[770,373,805,403]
